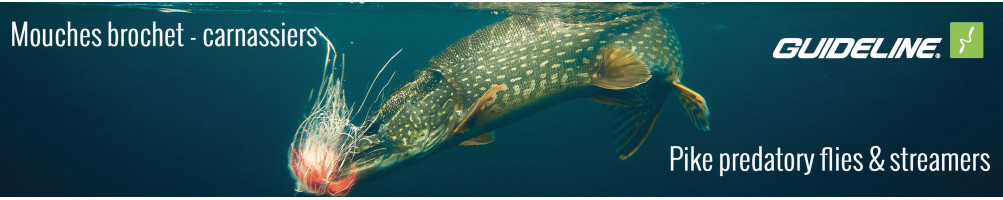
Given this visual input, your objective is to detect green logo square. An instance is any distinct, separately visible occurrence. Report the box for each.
[951,22,984,58]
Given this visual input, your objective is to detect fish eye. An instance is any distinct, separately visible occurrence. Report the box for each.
[362,120,382,136]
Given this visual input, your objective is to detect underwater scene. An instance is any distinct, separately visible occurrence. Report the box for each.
[1,2,1001,197]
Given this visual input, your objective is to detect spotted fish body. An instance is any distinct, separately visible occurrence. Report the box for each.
[430,12,685,134]
[351,10,709,184]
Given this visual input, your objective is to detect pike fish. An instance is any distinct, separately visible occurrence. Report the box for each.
[299,9,711,196]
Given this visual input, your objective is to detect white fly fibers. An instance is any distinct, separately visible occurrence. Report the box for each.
[289,28,362,196]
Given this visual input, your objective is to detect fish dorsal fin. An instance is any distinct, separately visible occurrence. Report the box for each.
[591,46,652,90]
[460,131,495,146]
[453,84,508,134]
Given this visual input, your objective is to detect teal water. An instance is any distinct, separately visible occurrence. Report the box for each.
[1,2,1001,196]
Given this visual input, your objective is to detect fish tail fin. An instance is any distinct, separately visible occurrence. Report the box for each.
[610,85,668,160]
[672,81,710,131]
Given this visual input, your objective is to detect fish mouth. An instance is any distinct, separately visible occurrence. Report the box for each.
[350,144,390,176]
[288,94,390,196]
[355,143,388,159]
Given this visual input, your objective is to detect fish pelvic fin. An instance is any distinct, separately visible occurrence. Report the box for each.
[460,131,495,146]
[611,85,668,160]
[453,84,508,134]
[672,81,710,131]
[591,46,652,90]
[588,88,644,107]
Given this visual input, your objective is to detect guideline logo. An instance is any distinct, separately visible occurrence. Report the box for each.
[951,22,984,58]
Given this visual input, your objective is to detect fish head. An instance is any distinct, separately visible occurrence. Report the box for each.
[290,69,454,196]
[348,69,459,183]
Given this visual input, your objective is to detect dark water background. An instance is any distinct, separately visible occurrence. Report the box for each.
[1,2,1001,196]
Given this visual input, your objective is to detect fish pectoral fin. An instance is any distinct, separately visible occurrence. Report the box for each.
[591,46,652,90]
[460,131,495,146]
[587,88,644,107]
[673,81,710,131]
[453,84,508,134]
